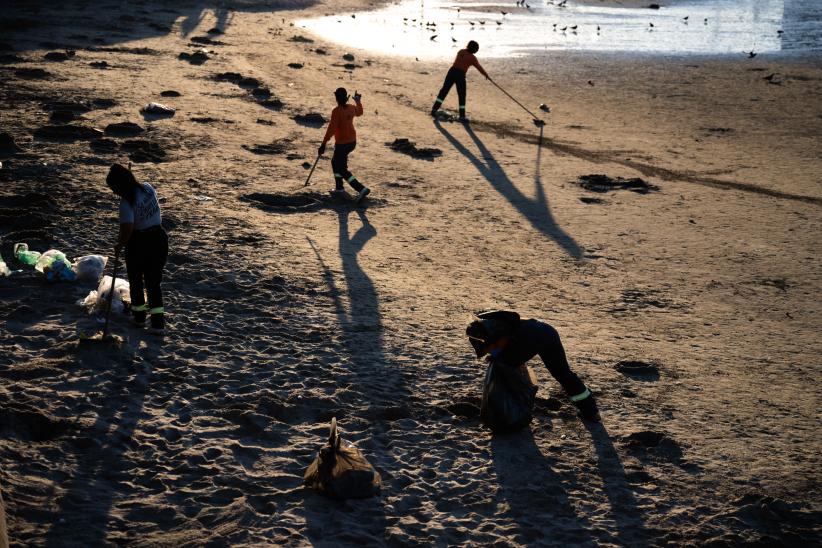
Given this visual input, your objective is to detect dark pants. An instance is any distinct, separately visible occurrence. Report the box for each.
[331,141,364,192]
[432,67,467,117]
[496,320,588,398]
[125,225,168,315]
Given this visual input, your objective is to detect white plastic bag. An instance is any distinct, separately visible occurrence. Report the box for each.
[77,275,130,314]
[73,255,107,283]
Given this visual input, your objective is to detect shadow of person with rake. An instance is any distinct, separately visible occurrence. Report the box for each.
[434,120,583,260]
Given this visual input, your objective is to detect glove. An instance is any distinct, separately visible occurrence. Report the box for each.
[318,143,326,156]
[353,91,362,102]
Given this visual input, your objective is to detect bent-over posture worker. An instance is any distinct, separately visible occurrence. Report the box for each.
[467,310,600,421]
[431,40,489,121]
[106,163,168,333]
[319,87,370,203]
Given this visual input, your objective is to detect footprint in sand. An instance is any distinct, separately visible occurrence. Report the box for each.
[614,360,661,381]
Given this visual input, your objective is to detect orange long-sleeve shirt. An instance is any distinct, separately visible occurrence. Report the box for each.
[322,101,363,145]
[452,49,488,77]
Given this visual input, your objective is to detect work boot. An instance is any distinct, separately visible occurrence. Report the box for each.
[149,313,165,334]
[355,187,370,204]
[574,393,601,422]
[132,309,146,327]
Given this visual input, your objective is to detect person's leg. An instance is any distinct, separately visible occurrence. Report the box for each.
[456,72,467,120]
[145,228,168,331]
[124,235,147,324]
[432,68,457,115]
[537,324,599,420]
[338,142,364,192]
[331,146,345,191]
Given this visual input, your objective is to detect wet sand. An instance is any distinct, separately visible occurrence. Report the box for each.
[1,0,821,545]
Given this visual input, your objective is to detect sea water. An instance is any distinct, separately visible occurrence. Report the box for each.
[297,0,822,59]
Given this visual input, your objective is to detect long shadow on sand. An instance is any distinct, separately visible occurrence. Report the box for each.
[434,120,583,260]
[491,428,596,545]
[584,420,652,544]
[43,341,151,546]
[304,207,413,543]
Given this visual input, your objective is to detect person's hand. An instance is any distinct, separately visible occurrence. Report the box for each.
[318,143,326,156]
[353,90,362,102]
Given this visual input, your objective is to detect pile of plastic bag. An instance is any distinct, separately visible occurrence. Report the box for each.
[11,242,108,283]
[77,275,131,315]
[304,418,381,499]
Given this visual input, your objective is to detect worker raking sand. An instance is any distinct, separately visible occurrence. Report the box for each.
[318,87,371,203]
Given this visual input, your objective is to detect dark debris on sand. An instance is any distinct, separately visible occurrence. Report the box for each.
[386,138,443,160]
[576,174,659,194]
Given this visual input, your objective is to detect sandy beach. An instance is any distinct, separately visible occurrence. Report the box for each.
[1,0,820,545]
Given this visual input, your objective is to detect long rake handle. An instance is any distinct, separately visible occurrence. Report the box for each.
[490,79,543,122]
[304,154,321,187]
[102,250,119,338]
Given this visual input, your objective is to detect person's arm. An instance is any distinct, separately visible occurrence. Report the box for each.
[354,91,363,116]
[473,57,489,79]
[115,200,134,254]
[116,223,133,254]
[322,109,337,144]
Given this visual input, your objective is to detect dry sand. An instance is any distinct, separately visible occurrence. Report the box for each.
[1,0,821,545]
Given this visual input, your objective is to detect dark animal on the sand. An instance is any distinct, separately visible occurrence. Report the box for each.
[746,51,757,58]
[304,418,381,499]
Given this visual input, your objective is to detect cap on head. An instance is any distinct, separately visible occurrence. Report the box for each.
[334,87,348,104]
[106,163,136,195]
[467,40,479,53]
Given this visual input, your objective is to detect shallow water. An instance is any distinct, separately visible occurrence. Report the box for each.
[298,0,822,59]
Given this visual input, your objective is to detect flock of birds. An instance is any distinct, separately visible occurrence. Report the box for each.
[354,1,786,58]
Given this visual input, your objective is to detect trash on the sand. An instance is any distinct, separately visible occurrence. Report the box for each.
[539,103,551,112]
[104,122,144,137]
[0,132,23,155]
[386,138,443,160]
[304,418,381,499]
[480,362,538,433]
[73,254,107,283]
[13,243,41,265]
[194,195,213,201]
[576,174,659,194]
[33,125,104,141]
[0,253,9,276]
[78,275,130,315]
[140,102,175,116]
[35,250,77,282]
[292,112,326,127]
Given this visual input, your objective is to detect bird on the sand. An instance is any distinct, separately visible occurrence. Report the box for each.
[560,26,567,31]
[497,21,502,26]
[588,80,594,86]
[452,37,457,42]
[430,35,438,41]
[501,11,508,16]
[649,22,654,28]
[746,51,756,58]
[683,16,689,21]
[469,21,475,26]
[570,25,577,30]
[597,25,601,32]
[479,21,485,25]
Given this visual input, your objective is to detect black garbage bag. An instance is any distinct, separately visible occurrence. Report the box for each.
[480,361,538,433]
[304,418,381,499]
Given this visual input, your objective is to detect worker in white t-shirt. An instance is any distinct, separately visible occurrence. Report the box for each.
[106,163,168,333]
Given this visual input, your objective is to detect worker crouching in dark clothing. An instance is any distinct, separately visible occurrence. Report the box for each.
[467,310,600,421]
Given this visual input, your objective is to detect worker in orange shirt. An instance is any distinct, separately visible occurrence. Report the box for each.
[431,40,489,122]
[318,87,370,203]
